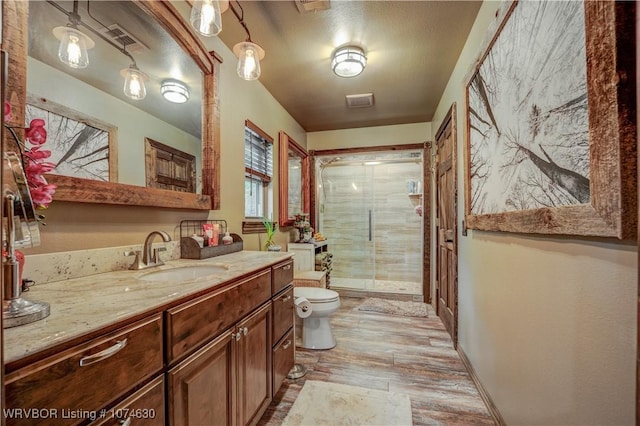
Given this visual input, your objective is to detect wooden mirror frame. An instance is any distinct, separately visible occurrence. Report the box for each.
[2,0,221,210]
[278,131,309,227]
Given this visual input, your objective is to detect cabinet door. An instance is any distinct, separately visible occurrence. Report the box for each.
[272,286,294,345]
[272,329,294,396]
[90,376,165,426]
[236,303,272,426]
[168,330,236,426]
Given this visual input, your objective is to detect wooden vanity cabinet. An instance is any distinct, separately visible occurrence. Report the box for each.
[167,270,274,426]
[4,259,293,426]
[4,314,163,426]
[271,259,295,395]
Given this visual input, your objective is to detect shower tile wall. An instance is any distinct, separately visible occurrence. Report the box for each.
[320,160,422,289]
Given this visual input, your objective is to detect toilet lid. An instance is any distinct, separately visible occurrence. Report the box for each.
[294,287,340,303]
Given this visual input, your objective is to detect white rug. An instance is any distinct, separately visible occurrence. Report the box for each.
[282,380,413,426]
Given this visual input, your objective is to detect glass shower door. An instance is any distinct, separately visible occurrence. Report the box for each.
[319,162,375,290]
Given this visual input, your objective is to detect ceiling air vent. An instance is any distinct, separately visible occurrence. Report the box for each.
[295,0,331,14]
[346,93,374,109]
[100,24,149,54]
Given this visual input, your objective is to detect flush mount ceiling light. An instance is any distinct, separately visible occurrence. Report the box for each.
[161,79,190,104]
[332,46,367,78]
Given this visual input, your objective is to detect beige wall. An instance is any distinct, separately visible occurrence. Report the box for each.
[26,11,305,255]
[431,1,637,424]
[307,122,431,151]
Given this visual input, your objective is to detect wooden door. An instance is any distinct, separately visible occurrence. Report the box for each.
[168,329,236,426]
[236,303,272,426]
[435,104,458,345]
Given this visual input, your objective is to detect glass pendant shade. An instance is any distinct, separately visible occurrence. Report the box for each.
[120,66,148,100]
[331,46,367,78]
[190,0,222,36]
[52,26,95,69]
[233,41,265,81]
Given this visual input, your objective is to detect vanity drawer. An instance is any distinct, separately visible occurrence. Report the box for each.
[90,375,165,426]
[167,268,271,363]
[272,259,294,295]
[272,329,294,396]
[272,285,294,345]
[5,314,163,426]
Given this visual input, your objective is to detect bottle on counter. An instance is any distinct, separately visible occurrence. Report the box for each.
[222,232,233,245]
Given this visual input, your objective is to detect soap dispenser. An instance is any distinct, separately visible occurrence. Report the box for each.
[222,232,233,245]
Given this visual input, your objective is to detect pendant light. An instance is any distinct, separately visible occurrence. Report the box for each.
[233,41,265,81]
[51,0,95,69]
[120,65,148,100]
[190,0,223,37]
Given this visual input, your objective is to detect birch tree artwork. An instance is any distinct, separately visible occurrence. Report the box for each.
[26,104,111,182]
[467,0,589,215]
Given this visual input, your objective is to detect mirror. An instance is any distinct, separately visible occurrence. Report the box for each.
[3,1,219,210]
[278,131,309,227]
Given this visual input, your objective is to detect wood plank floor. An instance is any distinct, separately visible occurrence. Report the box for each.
[259,296,495,426]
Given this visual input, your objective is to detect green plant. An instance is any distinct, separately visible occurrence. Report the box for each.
[262,217,278,250]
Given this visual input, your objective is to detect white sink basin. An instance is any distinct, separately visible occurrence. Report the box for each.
[138,265,228,282]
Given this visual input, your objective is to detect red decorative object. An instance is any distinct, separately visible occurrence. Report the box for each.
[4,101,57,209]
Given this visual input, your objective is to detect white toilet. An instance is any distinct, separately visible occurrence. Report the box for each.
[294,287,341,350]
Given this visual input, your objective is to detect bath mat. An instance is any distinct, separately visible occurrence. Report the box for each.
[281,380,412,426]
[355,297,428,318]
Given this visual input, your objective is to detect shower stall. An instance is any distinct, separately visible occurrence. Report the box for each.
[315,150,423,296]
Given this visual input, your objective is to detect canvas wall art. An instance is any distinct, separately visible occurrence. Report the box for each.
[25,98,117,182]
[464,0,636,238]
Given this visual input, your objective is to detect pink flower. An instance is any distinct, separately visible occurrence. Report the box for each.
[4,101,11,122]
[25,146,52,160]
[25,160,56,177]
[29,183,57,208]
[25,119,47,145]
[4,102,56,208]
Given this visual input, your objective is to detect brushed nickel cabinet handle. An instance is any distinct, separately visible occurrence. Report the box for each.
[242,327,248,336]
[282,265,292,270]
[282,340,292,350]
[79,338,128,367]
[280,294,292,302]
[232,332,241,341]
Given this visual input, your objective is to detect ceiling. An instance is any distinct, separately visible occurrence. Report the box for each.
[216,0,482,132]
[27,1,482,136]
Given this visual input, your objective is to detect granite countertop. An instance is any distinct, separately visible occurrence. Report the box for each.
[4,250,293,365]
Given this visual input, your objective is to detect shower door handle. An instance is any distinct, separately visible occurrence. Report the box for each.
[368,210,372,241]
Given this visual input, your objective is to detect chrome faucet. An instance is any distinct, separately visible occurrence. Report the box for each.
[126,231,172,270]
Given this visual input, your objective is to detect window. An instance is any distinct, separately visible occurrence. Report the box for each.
[244,120,273,219]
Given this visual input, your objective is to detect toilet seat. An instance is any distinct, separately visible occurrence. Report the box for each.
[294,287,339,303]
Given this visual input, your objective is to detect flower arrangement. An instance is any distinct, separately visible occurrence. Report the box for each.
[4,102,56,209]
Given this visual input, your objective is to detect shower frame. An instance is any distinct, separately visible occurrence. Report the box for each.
[310,143,432,303]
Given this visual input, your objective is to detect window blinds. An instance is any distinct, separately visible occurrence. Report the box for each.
[244,127,273,182]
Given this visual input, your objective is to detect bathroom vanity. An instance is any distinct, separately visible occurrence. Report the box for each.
[3,251,294,426]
